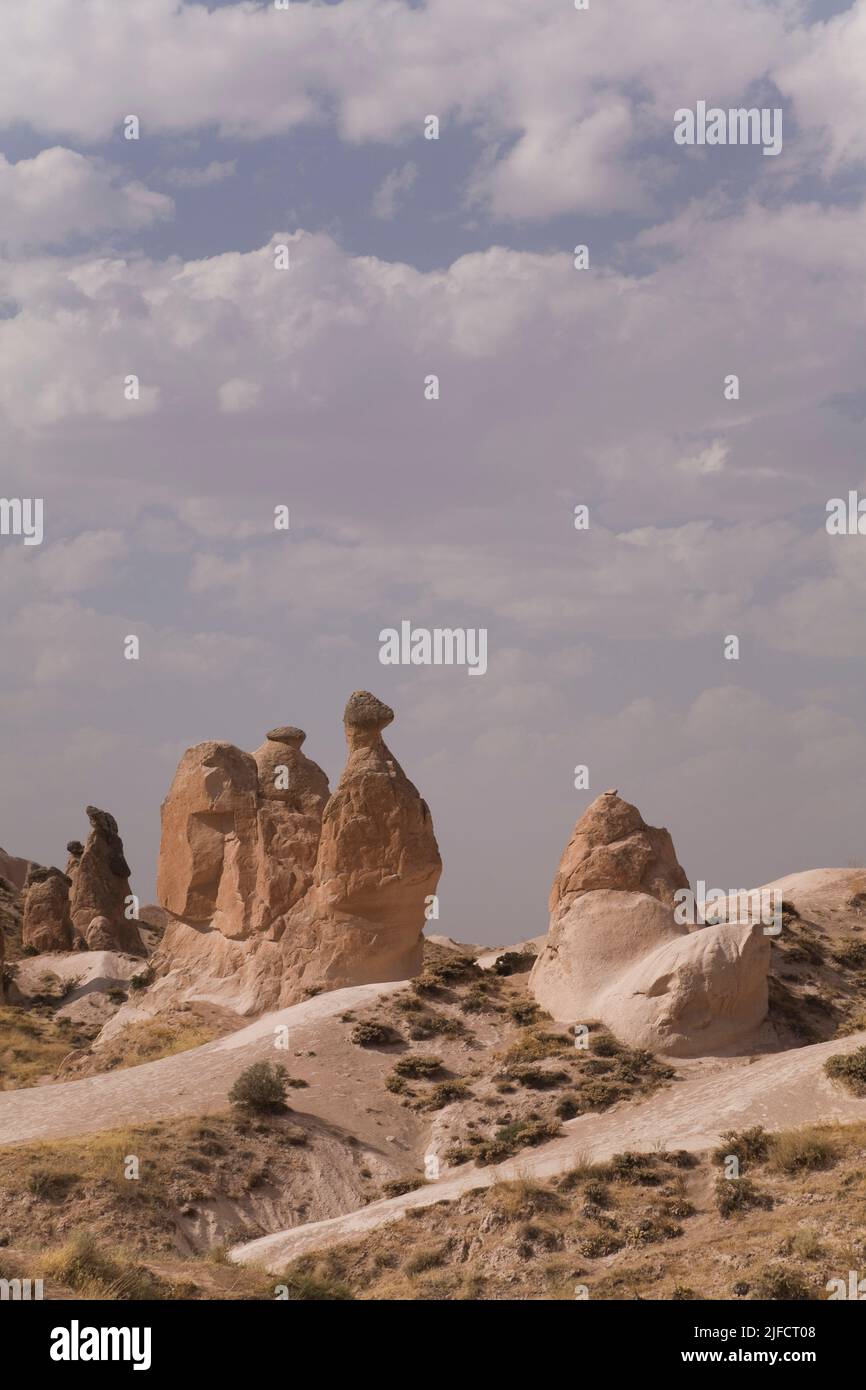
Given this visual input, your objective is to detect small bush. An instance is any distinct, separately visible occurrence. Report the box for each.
[711,1126,770,1173]
[493,950,536,976]
[753,1265,814,1301]
[350,1020,399,1047]
[414,1080,468,1111]
[392,1054,444,1080]
[825,1046,866,1096]
[228,1062,289,1113]
[405,1245,447,1274]
[768,1127,838,1174]
[832,940,866,971]
[381,1177,425,1198]
[714,1176,773,1219]
[28,1168,78,1200]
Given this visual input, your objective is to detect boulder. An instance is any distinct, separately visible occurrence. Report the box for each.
[22,865,74,953]
[531,796,771,1056]
[550,789,689,916]
[70,807,144,955]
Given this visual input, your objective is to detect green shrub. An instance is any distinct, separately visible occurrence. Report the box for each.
[228,1061,289,1113]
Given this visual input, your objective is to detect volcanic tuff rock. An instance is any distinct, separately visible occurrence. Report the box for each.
[281,693,442,994]
[70,807,145,956]
[22,865,75,953]
[0,847,32,891]
[549,789,689,916]
[155,694,441,1011]
[252,726,330,936]
[531,793,770,1056]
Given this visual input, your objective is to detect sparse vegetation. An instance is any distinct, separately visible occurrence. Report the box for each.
[825,1046,866,1096]
[228,1061,290,1113]
[349,1020,398,1047]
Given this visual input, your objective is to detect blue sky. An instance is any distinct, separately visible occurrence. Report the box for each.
[1,0,865,942]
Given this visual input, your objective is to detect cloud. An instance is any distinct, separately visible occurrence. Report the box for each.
[0,148,172,251]
[0,0,849,219]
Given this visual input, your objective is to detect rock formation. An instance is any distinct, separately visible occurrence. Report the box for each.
[549,788,689,915]
[22,865,75,953]
[530,792,770,1056]
[64,840,84,889]
[0,847,32,891]
[155,694,441,1011]
[157,742,260,939]
[69,807,145,955]
[252,726,330,936]
[281,692,442,993]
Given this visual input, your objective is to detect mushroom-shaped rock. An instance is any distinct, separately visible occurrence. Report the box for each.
[70,807,144,955]
[22,865,75,953]
[65,840,84,887]
[281,691,441,995]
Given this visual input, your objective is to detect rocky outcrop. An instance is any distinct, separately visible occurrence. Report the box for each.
[157,742,260,939]
[530,793,770,1056]
[70,807,144,956]
[281,693,442,995]
[0,847,32,892]
[252,727,330,937]
[155,694,441,1011]
[22,865,74,953]
[549,789,688,916]
[64,841,84,890]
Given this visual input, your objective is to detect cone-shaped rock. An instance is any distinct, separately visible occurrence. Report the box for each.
[280,692,441,995]
[531,793,770,1056]
[70,807,144,955]
[22,865,74,953]
[549,789,689,916]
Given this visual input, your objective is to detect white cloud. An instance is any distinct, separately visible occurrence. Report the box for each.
[0,0,843,219]
[0,148,172,251]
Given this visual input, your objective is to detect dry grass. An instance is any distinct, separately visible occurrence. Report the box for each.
[0,1005,91,1089]
[272,1120,866,1301]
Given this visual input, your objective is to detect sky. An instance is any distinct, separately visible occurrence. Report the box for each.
[0,0,865,944]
